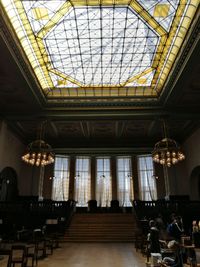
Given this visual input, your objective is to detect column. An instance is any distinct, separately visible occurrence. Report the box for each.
[90,156,96,200]
[132,156,139,199]
[163,165,170,199]
[111,156,117,200]
[68,156,75,200]
[38,166,45,200]
[43,163,54,199]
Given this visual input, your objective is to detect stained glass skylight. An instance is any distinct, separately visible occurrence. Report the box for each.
[0,0,199,98]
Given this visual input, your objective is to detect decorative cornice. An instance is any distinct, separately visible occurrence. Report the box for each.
[53,146,152,155]
[0,4,46,106]
[46,96,160,108]
[4,108,200,121]
[159,9,200,105]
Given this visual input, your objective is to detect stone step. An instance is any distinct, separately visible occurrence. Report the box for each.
[64,212,140,243]
[69,225,136,228]
[67,230,136,233]
[61,239,135,243]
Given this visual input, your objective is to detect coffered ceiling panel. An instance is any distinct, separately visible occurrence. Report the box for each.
[90,121,116,138]
[9,118,199,152]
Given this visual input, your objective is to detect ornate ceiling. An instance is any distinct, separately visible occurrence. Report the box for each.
[0,0,199,152]
[1,0,199,101]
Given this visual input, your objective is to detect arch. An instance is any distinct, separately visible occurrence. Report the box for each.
[0,167,18,201]
[190,166,200,200]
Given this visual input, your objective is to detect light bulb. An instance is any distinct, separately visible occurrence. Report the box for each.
[172,151,176,157]
[167,157,171,163]
[167,162,171,167]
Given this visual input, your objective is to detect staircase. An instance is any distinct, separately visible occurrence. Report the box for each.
[63,213,141,242]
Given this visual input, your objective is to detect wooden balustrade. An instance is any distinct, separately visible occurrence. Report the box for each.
[0,199,76,240]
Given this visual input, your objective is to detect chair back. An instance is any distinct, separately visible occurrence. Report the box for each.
[9,244,27,266]
[33,229,44,242]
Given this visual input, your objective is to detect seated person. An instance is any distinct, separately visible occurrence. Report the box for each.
[161,240,183,267]
[147,220,161,254]
[167,216,184,242]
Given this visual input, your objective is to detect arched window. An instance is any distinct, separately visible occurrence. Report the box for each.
[75,156,91,207]
[117,156,133,206]
[52,155,70,201]
[96,157,112,207]
[137,155,157,201]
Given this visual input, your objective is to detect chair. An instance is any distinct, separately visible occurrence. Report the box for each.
[35,240,46,259]
[45,219,60,250]
[33,229,46,259]
[8,245,27,267]
[26,244,37,267]
[45,240,53,256]
[187,248,200,267]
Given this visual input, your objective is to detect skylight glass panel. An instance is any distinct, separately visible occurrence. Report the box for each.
[22,1,66,33]
[137,0,180,31]
[43,6,159,86]
[1,0,198,98]
[127,69,155,87]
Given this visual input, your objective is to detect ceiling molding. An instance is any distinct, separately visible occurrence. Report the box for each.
[4,108,200,121]
[159,11,200,105]
[0,5,46,107]
[45,95,160,107]
[53,147,152,155]
[80,122,90,138]
[49,121,59,138]
[115,121,126,138]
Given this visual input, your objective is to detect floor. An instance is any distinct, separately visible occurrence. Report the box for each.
[0,243,146,267]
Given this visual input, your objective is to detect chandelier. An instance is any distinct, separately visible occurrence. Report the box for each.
[22,121,54,167]
[152,121,185,167]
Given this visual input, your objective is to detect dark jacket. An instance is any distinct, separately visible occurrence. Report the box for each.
[147,226,160,253]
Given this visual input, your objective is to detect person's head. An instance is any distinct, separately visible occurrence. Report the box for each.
[192,220,197,226]
[149,220,155,228]
[175,216,182,224]
[167,240,179,249]
[170,213,176,222]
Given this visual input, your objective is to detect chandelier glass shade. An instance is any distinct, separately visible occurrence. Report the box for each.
[152,120,185,167]
[22,121,54,167]
[152,137,185,167]
[22,139,54,166]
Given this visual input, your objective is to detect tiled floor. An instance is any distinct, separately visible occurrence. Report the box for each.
[0,243,146,267]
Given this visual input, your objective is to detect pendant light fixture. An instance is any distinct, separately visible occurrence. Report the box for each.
[22,120,54,167]
[152,120,185,167]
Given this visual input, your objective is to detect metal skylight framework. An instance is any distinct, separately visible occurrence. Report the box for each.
[1,0,199,98]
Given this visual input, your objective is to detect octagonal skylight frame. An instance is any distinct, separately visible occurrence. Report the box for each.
[0,0,199,99]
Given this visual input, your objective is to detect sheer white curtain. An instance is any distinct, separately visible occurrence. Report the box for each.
[137,155,157,201]
[75,156,91,207]
[117,157,133,207]
[96,157,112,207]
[52,155,70,201]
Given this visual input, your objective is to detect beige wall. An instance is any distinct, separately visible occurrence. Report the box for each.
[183,128,200,177]
[0,121,24,178]
[168,163,187,196]
[0,121,54,197]
[0,120,39,196]
[165,127,200,200]
[182,127,200,200]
